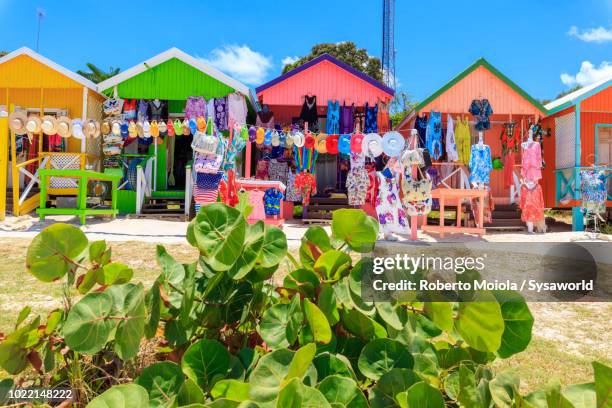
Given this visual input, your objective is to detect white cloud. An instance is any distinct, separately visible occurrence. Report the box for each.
[281,56,299,66]
[560,60,612,87]
[202,45,272,86]
[568,25,612,43]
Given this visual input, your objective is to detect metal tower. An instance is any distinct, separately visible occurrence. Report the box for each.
[382,0,396,89]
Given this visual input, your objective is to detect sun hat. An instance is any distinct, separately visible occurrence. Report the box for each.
[182,119,191,136]
[304,132,316,149]
[285,131,295,148]
[41,115,58,135]
[143,120,152,138]
[350,133,364,153]
[271,130,281,147]
[326,134,339,154]
[135,122,143,138]
[57,116,72,138]
[264,130,273,146]
[197,116,207,132]
[9,111,27,135]
[279,130,287,147]
[293,131,305,147]
[72,119,85,139]
[256,127,265,144]
[165,119,174,136]
[315,133,328,153]
[83,120,100,138]
[248,126,257,142]
[128,121,138,139]
[362,133,383,157]
[382,131,405,157]
[338,134,351,155]
[25,115,42,134]
[100,120,110,135]
[158,120,168,134]
[173,119,183,136]
[241,125,249,141]
[189,118,197,135]
[150,120,160,138]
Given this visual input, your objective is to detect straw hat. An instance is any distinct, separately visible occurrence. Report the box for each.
[350,133,364,153]
[8,111,27,135]
[197,116,206,132]
[285,131,295,148]
[143,120,151,138]
[362,133,383,157]
[240,125,249,141]
[271,130,281,147]
[83,120,100,138]
[57,116,72,138]
[71,119,85,139]
[100,120,110,136]
[256,127,265,144]
[382,131,405,157]
[41,115,58,135]
[158,120,168,134]
[338,134,351,155]
[293,131,305,148]
[128,121,138,139]
[25,115,42,134]
[111,120,121,136]
[150,120,160,138]
[182,119,191,136]
[326,134,339,154]
[136,122,144,138]
[315,133,328,153]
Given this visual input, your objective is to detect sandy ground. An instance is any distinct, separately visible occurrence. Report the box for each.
[1,214,609,245]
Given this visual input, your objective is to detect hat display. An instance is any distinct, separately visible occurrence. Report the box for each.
[240,125,249,141]
[72,119,85,139]
[167,119,175,136]
[41,115,58,135]
[279,130,287,147]
[271,130,281,147]
[248,126,257,142]
[83,120,100,138]
[182,119,191,136]
[25,115,42,134]
[189,118,197,135]
[173,119,183,136]
[158,120,168,134]
[100,120,110,136]
[293,131,305,147]
[315,133,328,153]
[264,130,273,146]
[128,121,138,139]
[57,116,72,138]
[256,127,265,144]
[285,131,295,148]
[143,120,152,138]
[150,120,160,138]
[8,111,27,135]
[338,134,351,155]
[350,133,364,153]
[362,133,383,157]
[382,131,405,157]
[111,120,121,136]
[326,134,339,154]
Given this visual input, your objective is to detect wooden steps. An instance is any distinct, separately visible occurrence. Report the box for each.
[485,203,525,231]
[303,195,354,221]
[140,195,186,220]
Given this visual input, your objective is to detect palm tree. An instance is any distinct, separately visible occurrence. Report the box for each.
[77,63,120,83]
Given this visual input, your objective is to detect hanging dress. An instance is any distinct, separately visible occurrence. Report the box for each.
[455,117,471,165]
[346,152,370,206]
[339,103,355,133]
[414,114,428,148]
[364,103,378,133]
[300,95,318,130]
[426,111,443,160]
[501,123,518,188]
[326,100,340,134]
[580,169,607,215]
[445,114,458,162]
[228,93,247,126]
[375,171,408,234]
[377,101,391,133]
[214,97,228,131]
[520,141,542,182]
[520,183,545,222]
[185,96,206,120]
[468,144,493,184]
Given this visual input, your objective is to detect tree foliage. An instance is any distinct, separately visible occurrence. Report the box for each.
[77,63,120,83]
[282,42,383,82]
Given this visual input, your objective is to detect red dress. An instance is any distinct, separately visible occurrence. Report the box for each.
[520,184,544,222]
[294,172,317,205]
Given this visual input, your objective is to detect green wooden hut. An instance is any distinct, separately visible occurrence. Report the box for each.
[98,48,252,215]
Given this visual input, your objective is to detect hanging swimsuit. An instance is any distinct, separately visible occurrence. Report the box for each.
[364,103,378,133]
[340,103,355,133]
[326,100,340,134]
[300,95,318,130]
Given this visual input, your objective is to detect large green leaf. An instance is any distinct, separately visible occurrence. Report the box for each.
[283,269,320,298]
[211,379,250,402]
[86,384,149,408]
[488,371,519,408]
[340,309,387,340]
[458,364,487,408]
[303,299,332,344]
[454,292,504,352]
[277,378,331,408]
[136,361,185,408]
[397,381,445,408]
[26,223,88,282]
[179,262,197,328]
[156,246,186,309]
[286,296,303,345]
[331,209,378,252]
[144,283,161,339]
[229,221,265,280]
[299,226,332,269]
[258,225,288,268]
[284,343,317,385]
[94,262,133,286]
[63,292,116,354]
[0,337,28,375]
[314,250,351,282]
[368,368,420,407]
[423,302,453,332]
[182,339,230,391]
[562,383,597,408]
[190,203,246,271]
[593,361,612,408]
[317,375,368,407]
[492,291,534,358]
[358,339,414,380]
[115,283,146,360]
[313,353,356,380]
[375,302,406,331]
[318,284,340,325]
[0,379,13,406]
[177,378,205,406]
[258,304,292,349]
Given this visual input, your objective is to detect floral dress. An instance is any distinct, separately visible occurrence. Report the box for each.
[346,152,370,206]
[580,169,607,214]
[521,141,542,182]
[468,144,493,184]
[375,172,408,234]
[520,184,545,222]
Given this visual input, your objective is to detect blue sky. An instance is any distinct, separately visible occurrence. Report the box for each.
[1,0,611,102]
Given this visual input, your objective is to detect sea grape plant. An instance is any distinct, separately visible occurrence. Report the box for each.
[0,203,609,407]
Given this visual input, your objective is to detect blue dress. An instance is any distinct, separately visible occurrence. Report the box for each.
[326,100,340,134]
[426,111,443,160]
[469,144,493,184]
[364,103,378,133]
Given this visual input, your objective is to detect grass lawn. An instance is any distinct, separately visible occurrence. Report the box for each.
[1,238,610,392]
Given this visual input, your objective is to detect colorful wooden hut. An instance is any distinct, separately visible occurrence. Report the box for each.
[541,76,612,230]
[395,58,547,205]
[0,47,105,218]
[97,47,252,214]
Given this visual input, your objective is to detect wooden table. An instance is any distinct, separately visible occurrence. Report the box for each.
[421,188,487,237]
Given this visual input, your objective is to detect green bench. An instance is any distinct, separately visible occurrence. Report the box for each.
[37,169,121,225]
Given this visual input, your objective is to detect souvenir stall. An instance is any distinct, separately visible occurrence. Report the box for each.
[97,48,252,216]
[395,58,547,234]
[253,53,394,221]
[541,77,612,231]
[0,47,106,219]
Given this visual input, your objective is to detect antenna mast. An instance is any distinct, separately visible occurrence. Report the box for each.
[382,0,396,89]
